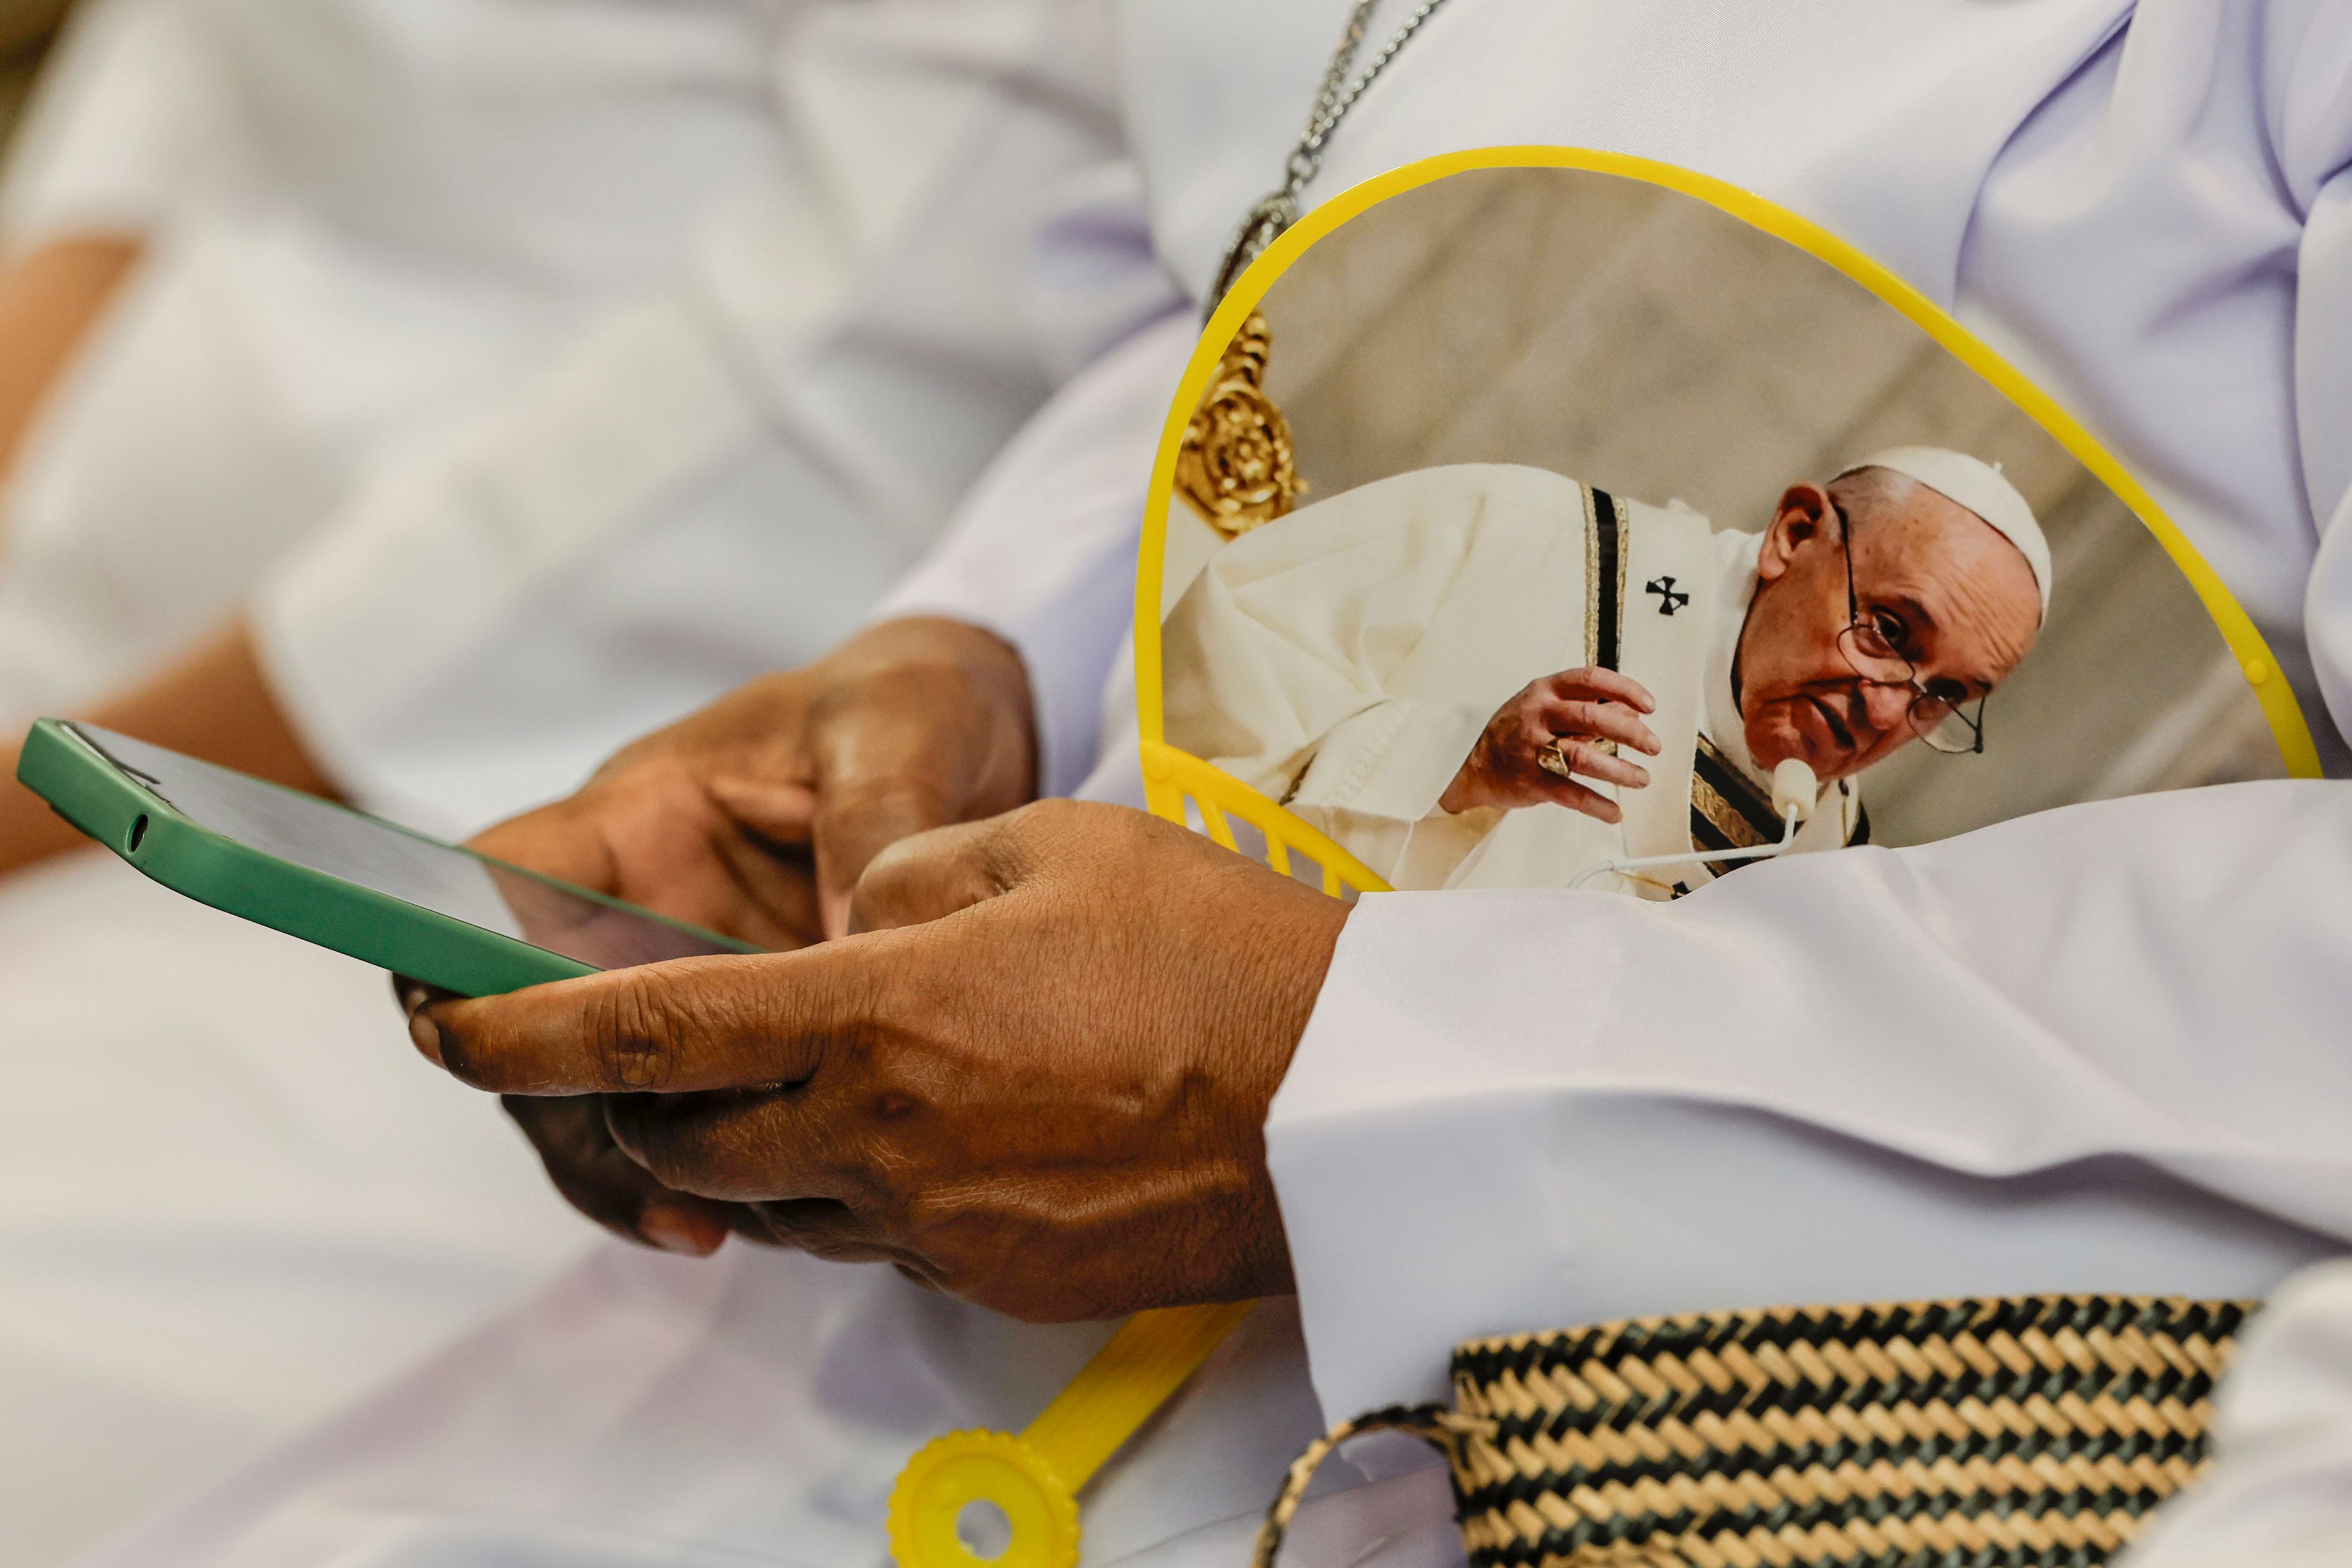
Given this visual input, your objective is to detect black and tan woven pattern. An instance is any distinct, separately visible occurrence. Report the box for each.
[1253,1295,2250,1568]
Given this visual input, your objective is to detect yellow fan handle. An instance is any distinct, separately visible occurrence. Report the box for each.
[886,1300,1256,1568]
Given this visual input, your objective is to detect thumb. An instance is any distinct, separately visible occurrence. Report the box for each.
[813,780,960,940]
[808,702,982,939]
[415,946,871,1096]
[705,774,818,843]
[846,818,1012,934]
[804,657,1035,938]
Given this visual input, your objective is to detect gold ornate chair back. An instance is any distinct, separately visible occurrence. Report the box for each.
[1175,313,1305,538]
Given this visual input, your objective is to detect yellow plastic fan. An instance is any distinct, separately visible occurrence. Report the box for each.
[886,1302,1257,1568]
[883,751,1388,1568]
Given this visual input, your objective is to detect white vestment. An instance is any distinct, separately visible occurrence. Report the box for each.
[51,2,2352,1567]
[1163,464,1856,893]
[247,0,1160,834]
[0,3,786,1556]
[0,2,1160,1562]
[0,0,792,726]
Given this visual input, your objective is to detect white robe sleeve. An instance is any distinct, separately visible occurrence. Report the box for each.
[1158,489,1494,878]
[1268,781,2352,1422]
[246,282,770,831]
[1292,704,1491,820]
[2294,55,2352,741]
[251,0,1170,831]
[875,307,1193,799]
[0,0,249,248]
[1264,0,2352,1444]
[2120,1260,2352,1568]
[1164,483,1480,790]
[2113,23,2352,1559]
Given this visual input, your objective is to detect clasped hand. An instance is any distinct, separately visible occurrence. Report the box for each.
[415,803,1343,1320]
[402,620,1347,1321]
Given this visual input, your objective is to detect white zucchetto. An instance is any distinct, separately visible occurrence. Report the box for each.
[1838,447,2052,619]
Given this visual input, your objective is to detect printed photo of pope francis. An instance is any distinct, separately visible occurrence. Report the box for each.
[1163,446,2051,895]
[1152,163,2285,898]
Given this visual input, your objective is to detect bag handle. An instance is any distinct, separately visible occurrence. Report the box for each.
[1250,1402,1490,1568]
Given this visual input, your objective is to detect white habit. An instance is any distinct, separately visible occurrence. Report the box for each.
[0,0,1163,1561]
[0,0,791,724]
[1163,463,1858,893]
[0,2,791,1557]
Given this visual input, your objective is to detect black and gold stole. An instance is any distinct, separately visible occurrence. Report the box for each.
[1588,492,1866,889]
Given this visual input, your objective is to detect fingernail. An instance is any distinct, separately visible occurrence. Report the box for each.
[409,1010,443,1066]
[641,1205,725,1257]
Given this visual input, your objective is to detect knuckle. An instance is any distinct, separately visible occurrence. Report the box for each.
[1016,796,1081,829]
[847,843,920,925]
[586,974,687,1091]
[819,790,953,883]
[1002,798,1079,859]
[974,807,1047,886]
[600,1096,700,1189]
[826,768,948,823]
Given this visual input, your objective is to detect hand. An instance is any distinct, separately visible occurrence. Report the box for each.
[1438,666,1660,821]
[394,974,769,1254]
[469,616,1038,949]
[409,801,1351,1321]
[434,616,1038,1256]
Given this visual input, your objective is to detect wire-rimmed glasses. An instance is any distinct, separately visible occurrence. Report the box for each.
[1833,503,1987,755]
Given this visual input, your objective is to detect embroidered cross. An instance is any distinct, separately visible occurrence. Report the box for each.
[1645,575,1690,616]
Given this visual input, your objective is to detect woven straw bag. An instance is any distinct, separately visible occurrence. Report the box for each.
[1251,1295,2249,1568]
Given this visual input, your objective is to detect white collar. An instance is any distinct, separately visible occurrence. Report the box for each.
[1702,526,1766,780]
[1705,523,1860,828]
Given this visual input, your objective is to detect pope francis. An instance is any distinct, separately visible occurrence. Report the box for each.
[1163,446,2052,893]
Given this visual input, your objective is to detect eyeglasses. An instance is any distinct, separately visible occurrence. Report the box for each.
[1834,502,1987,756]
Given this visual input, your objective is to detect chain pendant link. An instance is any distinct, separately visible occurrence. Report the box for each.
[1205,0,1455,312]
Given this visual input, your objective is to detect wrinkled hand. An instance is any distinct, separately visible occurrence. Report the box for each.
[409,801,1350,1321]
[471,616,1037,948]
[1438,666,1660,821]
[426,616,1037,1256]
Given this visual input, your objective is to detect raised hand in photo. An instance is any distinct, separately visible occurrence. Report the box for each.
[1438,666,1660,822]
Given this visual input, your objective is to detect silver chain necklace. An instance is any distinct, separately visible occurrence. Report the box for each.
[1205,0,1455,309]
